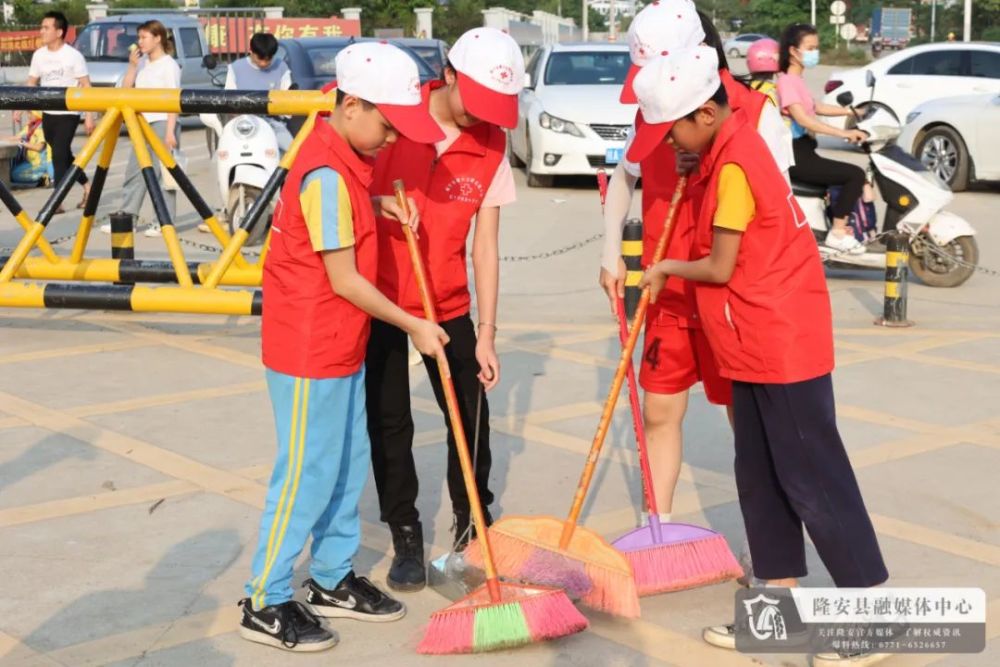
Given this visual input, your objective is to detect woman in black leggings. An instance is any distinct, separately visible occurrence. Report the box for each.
[776,24,871,254]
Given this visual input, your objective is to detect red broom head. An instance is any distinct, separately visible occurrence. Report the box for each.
[417,582,588,654]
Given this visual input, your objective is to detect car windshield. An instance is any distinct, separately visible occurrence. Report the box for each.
[408,45,443,77]
[543,51,631,85]
[74,23,140,62]
[303,42,436,84]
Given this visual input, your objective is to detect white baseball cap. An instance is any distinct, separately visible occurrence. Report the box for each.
[620,0,705,104]
[446,27,525,129]
[332,41,443,143]
[626,47,721,164]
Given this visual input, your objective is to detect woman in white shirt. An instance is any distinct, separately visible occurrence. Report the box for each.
[107,20,181,238]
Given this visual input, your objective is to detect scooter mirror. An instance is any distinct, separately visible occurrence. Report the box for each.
[865,70,876,88]
[837,91,855,107]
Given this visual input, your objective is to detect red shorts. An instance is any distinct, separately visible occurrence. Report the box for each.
[638,313,732,405]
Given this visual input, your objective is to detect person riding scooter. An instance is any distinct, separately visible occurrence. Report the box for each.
[777,23,873,255]
[225,32,292,152]
[746,38,780,107]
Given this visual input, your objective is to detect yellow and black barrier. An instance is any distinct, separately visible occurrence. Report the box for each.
[622,218,643,323]
[875,231,913,328]
[0,87,333,315]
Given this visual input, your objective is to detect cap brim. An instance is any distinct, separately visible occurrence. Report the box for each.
[619,64,640,104]
[377,103,445,144]
[456,72,518,129]
[626,111,674,164]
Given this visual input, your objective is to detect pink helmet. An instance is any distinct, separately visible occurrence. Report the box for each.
[747,38,780,74]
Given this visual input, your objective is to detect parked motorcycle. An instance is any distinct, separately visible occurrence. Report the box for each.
[794,73,978,288]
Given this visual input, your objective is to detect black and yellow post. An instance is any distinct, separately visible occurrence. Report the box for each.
[622,218,643,322]
[876,231,914,328]
[108,211,135,285]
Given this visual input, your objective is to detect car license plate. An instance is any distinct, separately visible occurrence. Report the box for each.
[605,147,624,164]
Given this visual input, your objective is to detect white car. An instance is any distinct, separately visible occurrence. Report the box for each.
[822,42,1000,129]
[509,43,637,187]
[723,33,769,58]
[897,93,1000,191]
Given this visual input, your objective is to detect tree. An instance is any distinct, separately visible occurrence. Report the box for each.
[12,0,89,27]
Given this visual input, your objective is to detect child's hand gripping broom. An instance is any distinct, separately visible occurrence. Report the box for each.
[390,181,588,654]
[465,178,689,619]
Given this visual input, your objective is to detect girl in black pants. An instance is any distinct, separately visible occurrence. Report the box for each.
[776,23,872,254]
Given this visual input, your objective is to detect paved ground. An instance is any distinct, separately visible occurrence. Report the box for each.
[1,66,999,666]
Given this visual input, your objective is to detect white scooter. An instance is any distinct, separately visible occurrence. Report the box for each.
[200,112,280,246]
[794,73,978,288]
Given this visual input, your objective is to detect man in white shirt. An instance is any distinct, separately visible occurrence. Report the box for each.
[16,11,95,210]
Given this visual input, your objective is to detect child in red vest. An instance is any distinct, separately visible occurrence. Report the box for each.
[366,27,524,592]
[633,47,889,665]
[601,1,793,531]
[244,42,449,653]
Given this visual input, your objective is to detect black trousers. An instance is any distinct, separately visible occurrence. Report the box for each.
[789,135,864,219]
[365,314,493,526]
[733,374,888,587]
[41,113,88,190]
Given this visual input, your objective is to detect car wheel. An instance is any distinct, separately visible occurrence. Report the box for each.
[916,125,970,192]
[729,48,740,57]
[507,130,525,168]
[524,130,553,188]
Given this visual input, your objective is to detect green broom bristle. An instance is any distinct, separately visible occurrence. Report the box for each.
[473,602,532,652]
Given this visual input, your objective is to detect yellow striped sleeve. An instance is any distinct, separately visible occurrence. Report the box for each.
[713,163,756,233]
[300,168,355,252]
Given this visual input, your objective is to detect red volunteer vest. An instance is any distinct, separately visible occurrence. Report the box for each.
[692,111,834,384]
[261,120,377,378]
[638,70,770,329]
[371,113,506,320]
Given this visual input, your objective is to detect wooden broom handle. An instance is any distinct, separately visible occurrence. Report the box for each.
[393,181,502,601]
[559,176,687,549]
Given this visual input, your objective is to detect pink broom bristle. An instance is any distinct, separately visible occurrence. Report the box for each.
[581,561,641,618]
[521,590,589,641]
[417,607,476,654]
[625,534,743,596]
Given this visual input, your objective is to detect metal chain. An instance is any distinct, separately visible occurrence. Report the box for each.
[176,235,261,258]
[498,231,605,263]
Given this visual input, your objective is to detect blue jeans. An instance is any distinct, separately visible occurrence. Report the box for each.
[246,367,371,609]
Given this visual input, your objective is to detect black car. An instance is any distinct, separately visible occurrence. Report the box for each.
[278,37,439,91]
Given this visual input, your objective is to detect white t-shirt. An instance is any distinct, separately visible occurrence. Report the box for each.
[133,54,181,123]
[621,102,794,182]
[28,43,88,116]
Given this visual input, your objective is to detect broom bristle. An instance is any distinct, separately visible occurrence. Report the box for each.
[625,534,743,596]
[466,531,641,618]
[417,584,588,654]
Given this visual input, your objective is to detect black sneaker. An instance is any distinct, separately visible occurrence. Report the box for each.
[305,571,406,622]
[387,523,426,592]
[238,598,337,652]
[453,508,493,552]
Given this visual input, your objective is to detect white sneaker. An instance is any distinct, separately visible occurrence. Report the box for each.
[144,224,162,238]
[824,231,865,255]
[702,623,736,650]
[99,222,111,234]
[197,222,211,233]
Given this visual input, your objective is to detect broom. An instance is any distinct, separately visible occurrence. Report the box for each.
[465,178,690,619]
[598,173,743,595]
[612,296,743,595]
[389,180,588,654]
